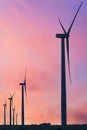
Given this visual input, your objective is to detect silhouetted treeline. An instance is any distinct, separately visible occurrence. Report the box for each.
[1,124,87,130]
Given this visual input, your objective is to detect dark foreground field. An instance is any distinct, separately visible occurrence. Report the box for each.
[0,124,87,130]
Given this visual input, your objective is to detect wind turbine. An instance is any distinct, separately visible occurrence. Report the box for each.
[56,2,83,130]
[19,70,27,125]
[3,101,7,125]
[12,107,15,125]
[8,92,15,125]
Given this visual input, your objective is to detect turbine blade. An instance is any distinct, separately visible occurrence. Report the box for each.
[11,98,13,104]
[5,100,7,106]
[58,18,66,33]
[66,38,72,84]
[24,69,26,94]
[9,92,11,98]
[68,2,83,34]
[12,92,16,99]
[24,68,28,104]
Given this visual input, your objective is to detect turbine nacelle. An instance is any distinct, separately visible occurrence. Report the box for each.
[3,104,7,107]
[3,100,7,107]
[19,83,24,86]
[56,33,69,39]
[8,97,12,100]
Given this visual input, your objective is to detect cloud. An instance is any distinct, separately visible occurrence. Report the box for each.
[28,68,57,92]
[67,102,87,124]
[74,113,87,124]
[15,0,30,10]
[69,110,87,124]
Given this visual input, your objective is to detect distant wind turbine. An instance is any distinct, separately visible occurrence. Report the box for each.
[19,70,27,125]
[12,107,15,125]
[56,2,83,130]
[8,92,15,125]
[3,101,7,125]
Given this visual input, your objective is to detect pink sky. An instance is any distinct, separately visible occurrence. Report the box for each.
[0,0,87,125]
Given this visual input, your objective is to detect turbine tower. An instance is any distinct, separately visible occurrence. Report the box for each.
[8,92,15,125]
[19,70,27,125]
[12,107,15,125]
[3,101,7,125]
[56,2,83,130]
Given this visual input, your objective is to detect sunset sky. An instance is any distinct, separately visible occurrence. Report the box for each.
[0,0,87,125]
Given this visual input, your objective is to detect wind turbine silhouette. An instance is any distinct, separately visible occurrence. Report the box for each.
[3,100,7,125]
[56,2,83,130]
[12,107,15,125]
[19,70,27,125]
[8,92,15,125]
